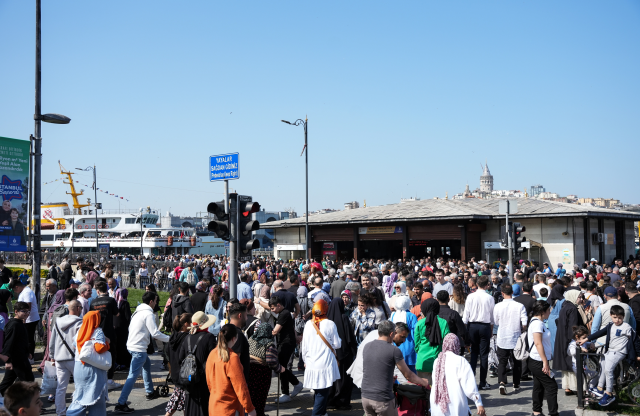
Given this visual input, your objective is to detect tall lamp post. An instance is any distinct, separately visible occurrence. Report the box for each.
[32,0,71,305]
[281,117,310,261]
[75,166,98,256]
[139,207,144,259]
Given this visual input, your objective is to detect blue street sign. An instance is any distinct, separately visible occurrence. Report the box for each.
[224,241,230,248]
[210,153,239,181]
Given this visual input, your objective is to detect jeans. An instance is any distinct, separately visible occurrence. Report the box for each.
[312,387,330,416]
[362,397,398,416]
[55,360,75,415]
[118,351,153,405]
[468,322,491,385]
[497,346,521,386]
[66,394,105,416]
[528,358,558,416]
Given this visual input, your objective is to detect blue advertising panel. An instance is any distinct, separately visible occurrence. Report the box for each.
[209,153,239,181]
[0,137,30,252]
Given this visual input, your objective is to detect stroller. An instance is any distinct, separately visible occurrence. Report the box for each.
[394,384,430,416]
[154,343,173,398]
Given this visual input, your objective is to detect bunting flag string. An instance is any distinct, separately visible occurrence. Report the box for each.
[43,176,130,201]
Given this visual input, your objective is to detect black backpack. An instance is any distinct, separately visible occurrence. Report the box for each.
[179,334,205,388]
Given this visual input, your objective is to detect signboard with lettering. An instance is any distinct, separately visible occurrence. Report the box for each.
[0,137,30,252]
[358,226,403,234]
[209,153,239,182]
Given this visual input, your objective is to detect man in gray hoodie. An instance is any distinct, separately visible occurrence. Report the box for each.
[49,300,83,416]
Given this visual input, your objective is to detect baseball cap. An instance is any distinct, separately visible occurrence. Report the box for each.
[71,279,82,285]
[604,286,617,297]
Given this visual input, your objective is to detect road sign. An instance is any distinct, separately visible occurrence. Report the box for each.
[224,241,230,248]
[498,200,518,215]
[210,153,239,182]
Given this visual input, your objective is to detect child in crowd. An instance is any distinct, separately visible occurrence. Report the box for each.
[583,305,635,406]
[3,381,42,416]
[538,288,548,302]
[17,270,28,286]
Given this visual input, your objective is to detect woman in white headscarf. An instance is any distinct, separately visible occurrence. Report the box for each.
[388,281,408,311]
[390,295,417,373]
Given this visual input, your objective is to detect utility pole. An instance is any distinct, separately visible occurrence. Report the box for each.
[228,190,238,300]
[32,0,43,303]
[507,201,513,284]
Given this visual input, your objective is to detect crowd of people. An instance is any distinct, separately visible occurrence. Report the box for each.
[0,253,637,415]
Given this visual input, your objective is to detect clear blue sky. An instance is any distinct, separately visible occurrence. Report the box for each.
[1,1,638,216]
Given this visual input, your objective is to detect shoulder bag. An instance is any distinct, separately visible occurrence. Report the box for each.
[311,320,339,366]
[54,321,75,357]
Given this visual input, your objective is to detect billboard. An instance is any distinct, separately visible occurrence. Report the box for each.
[0,137,30,252]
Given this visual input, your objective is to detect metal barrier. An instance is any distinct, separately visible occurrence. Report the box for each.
[576,347,640,408]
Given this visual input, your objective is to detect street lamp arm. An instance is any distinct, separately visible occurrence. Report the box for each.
[281,119,306,127]
[75,167,94,172]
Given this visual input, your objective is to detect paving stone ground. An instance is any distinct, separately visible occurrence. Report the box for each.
[26,350,590,415]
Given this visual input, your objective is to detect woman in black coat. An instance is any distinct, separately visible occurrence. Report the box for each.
[114,288,133,369]
[552,289,586,395]
[326,297,358,411]
[165,312,193,416]
[60,262,73,290]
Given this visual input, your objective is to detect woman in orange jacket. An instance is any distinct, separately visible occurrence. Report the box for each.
[206,324,256,416]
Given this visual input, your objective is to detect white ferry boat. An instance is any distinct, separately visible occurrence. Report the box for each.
[39,165,202,256]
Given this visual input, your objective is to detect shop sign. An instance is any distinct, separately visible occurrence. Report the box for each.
[358,226,403,234]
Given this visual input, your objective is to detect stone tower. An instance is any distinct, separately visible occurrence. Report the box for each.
[480,162,493,193]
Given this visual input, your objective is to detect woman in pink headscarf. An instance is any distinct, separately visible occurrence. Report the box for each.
[431,333,486,416]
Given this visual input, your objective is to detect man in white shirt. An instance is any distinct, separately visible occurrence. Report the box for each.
[433,269,453,297]
[10,280,40,363]
[462,276,495,390]
[493,283,527,395]
[532,274,549,299]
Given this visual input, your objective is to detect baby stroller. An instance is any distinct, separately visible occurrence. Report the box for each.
[394,384,430,416]
[154,344,172,398]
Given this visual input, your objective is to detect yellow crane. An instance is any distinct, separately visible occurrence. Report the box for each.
[58,161,90,211]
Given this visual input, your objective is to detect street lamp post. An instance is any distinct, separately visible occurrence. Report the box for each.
[139,208,143,259]
[281,117,310,261]
[75,166,98,257]
[32,0,71,305]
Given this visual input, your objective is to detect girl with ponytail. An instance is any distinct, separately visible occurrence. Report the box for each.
[165,313,192,416]
[206,324,256,416]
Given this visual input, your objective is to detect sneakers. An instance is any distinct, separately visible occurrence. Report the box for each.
[489,370,498,378]
[599,393,615,406]
[146,390,160,400]
[114,404,135,414]
[276,394,292,404]
[513,385,520,391]
[28,358,35,365]
[589,387,604,398]
[499,384,507,395]
[106,380,121,390]
[291,383,304,397]
[479,382,491,390]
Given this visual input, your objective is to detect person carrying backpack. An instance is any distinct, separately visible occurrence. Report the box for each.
[170,282,194,328]
[178,312,218,416]
[180,263,199,294]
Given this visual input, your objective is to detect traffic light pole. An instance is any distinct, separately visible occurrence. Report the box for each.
[507,201,514,284]
[227,183,238,300]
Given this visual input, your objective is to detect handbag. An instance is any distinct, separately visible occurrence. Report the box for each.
[41,361,57,396]
[78,340,112,370]
[311,321,339,366]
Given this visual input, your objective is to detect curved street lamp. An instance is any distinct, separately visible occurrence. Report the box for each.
[281,117,310,261]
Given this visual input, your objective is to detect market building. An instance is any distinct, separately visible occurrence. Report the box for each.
[263,198,640,267]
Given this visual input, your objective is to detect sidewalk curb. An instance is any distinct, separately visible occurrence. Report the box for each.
[575,408,620,416]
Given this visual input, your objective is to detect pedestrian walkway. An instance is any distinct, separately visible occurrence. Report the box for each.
[29,351,581,415]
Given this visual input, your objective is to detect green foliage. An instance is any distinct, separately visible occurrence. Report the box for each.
[8,267,48,279]
[126,288,171,310]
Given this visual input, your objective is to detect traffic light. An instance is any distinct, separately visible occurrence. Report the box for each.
[513,222,527,256]
[207,201,230,241]
[237,195,261,255]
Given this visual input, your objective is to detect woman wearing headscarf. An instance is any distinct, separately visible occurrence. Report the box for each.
[552,289,586,395]
[326,297,357,411]
[391,296,417,372]
[414,298,450,385]
[247,323,285,416]
[66,311,109,416]
[388,280,407,311]
[411,291,432,320]
[301,299,341,416]
[114,288,132,369]
[341,290,356,317]
[546,283,566,356]
[205,284,226,338]
[383,271,398,299]
[179,312,219,416]
[206,324,256,416]
[431,333,486,416]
